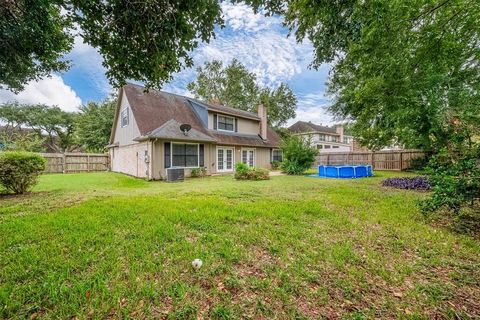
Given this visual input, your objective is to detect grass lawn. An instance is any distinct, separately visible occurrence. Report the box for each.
[1,172,479,319]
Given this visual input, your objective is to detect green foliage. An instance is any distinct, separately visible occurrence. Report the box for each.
[1,0,222,91]
[246,0,480,152]
[280,135,317,175]
[0,0,73,92]
[188,59,297,127]
[0,102,77,152]
[271,160,281,170]
[421,147,480,215]
[190,167,207,178]
[0,131,45,152]
[234,163,269,180]
[0,151,46,194]
[75,99,116,152]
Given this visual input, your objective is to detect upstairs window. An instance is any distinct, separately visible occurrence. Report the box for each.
[217,115,235,131]
[318,134,325,141]
[121,108,129,127]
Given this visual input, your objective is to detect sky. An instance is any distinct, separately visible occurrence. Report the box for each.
[0,2,334,127]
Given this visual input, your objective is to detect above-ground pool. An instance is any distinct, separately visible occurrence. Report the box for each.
[317,165,373,178]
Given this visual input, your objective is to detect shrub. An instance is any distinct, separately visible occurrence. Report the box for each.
[190,167,207,178]
[280,135,317,175]
[382,176,431,190]
[0,151,46,194]
[271,160,281,170]
[421,148,480,215]
[234,163,269,181]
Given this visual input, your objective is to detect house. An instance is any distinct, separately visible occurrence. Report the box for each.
[107,83,282,180]
[288,121,353,153]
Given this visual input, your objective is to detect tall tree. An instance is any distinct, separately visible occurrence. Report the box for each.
[188,59,297,127]
[75,98,116,153]
[244,0,480,151]
[0,103,77,152]
[1,0,222,92]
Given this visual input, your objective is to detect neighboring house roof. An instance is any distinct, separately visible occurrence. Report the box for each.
[288,121,338,135]
[112,83,280,147]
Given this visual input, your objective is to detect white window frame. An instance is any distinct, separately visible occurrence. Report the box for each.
[271,149,283,162]
[217,114,235,132]
[241,148,256,167]
[121,107,129,127]
[171,142,200,168]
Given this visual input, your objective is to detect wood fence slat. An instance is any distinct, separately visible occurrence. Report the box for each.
[40,153,109,173]
[313,150,426,171]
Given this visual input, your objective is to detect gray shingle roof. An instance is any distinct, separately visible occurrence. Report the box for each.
[288,121,338,134]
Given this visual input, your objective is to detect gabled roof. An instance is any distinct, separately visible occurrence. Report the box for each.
[123,83,210,137]
[288,121,338,134]
[113,83,280,147]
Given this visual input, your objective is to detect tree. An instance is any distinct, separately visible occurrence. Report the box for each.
[188,59,297,127]
[75,98,117,152]
[280,135,317,175]
[1,0,222,92]
[0,103,77,152]
[244,0,480,152]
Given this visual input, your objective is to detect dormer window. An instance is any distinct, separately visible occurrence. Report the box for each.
[217,115,235,131]
[121,108,129,127]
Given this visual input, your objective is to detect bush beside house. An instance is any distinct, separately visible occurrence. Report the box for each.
[280,135,317,175]
[234,163,269,180]
[0,151,46,194]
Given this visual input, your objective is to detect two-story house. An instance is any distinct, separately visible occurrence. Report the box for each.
[107,83,282,179]
[288,121,353,153]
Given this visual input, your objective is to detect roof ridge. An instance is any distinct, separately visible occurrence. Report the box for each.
[124,83,259,119]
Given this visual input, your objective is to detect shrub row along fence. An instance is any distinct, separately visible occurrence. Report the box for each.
[41,153,109,173]
[314,150,427,171]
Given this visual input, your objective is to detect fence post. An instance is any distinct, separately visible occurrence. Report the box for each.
[87,154,90,172]
[326,153,330,165]
[62,153,66,174]
[399,152,403,171]
[371,152,375,170]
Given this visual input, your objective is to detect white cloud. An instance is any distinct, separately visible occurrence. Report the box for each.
[221,1,282,32]
[67,35,111,96]
[0,75,82,112]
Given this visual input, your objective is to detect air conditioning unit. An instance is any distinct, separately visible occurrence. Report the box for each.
[165,167,185,182]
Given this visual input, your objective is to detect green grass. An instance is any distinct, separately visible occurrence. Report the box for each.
[1,172,479,319]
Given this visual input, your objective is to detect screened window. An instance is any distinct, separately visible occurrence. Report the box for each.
[318,134,325,141]
[272,149,283,162]
[217,115,234,131]
[172,143,199,167]
[121,108,129,127]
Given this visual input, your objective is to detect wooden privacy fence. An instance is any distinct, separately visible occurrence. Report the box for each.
[41,153,109,173]
[314,150,427,171]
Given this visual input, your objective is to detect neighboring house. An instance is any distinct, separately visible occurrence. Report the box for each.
[288,121,353,153]
[107,83,282,180]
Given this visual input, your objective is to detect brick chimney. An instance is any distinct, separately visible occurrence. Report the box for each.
[335,124,344,143]
[258,104,268,140]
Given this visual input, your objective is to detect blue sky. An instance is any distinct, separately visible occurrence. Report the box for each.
[0,2,334,126]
